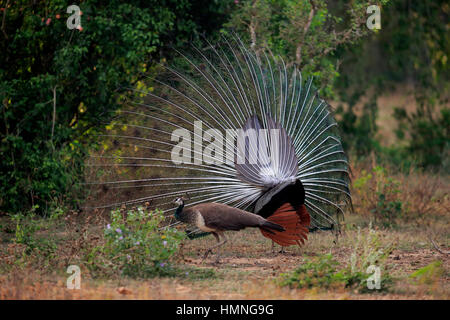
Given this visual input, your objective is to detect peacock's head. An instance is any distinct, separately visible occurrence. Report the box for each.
[174,193,190,207]
[173,197,184,206]
[173,197,186,220]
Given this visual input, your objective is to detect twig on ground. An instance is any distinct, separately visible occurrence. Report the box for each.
[429,237,450,255]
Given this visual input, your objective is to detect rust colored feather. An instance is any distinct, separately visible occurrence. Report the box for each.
[259,203,311,247]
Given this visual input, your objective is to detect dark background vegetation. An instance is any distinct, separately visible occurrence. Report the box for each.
[0,0,448,215]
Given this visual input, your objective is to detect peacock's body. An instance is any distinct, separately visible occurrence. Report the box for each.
[88,37,351,245]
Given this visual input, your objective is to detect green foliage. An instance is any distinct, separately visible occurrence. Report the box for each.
[0,0,227,215]
[280,225,395,293]
[12,206,44,252]
[8,205,64,269]
[335,0,449,164]
[87,207,185,278]
[409,261,445,286]
[225,0,389,97]
[394,107,449,171]
[12,205,63,249]
[348,223,395,285]
[278,253,384,292]
[353,166,403,227]
[335,101,379,156]
[279,253,343,289]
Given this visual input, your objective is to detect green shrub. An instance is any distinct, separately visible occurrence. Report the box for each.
[335,100,380,157]
[353,166,403,227]
[12,205,63,250]
[410,261,445,285]
[347,223,395,291]
[87,207,185,278]
[7,205,64,269]
[0,0,227,215]
[279,253,390,293]
[12,206,43,251]
[394,107,449,171]
[280,224,395,293]
[279,253,343,289]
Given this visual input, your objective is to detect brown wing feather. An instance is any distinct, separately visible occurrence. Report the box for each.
[193,203,266,231]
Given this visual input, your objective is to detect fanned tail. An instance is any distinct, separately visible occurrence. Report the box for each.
[86,35,352,232]
[260,203,310,246]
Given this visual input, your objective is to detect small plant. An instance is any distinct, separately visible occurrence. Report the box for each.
[88,207,185,278]
[346,223,395,292]
[5,205,65,270]
[279,224,395,293]
[353,166,403,227]
[279,253,344,289]
[11,205,62,254]
[409,261,445,286]
[278,253,381,292]
[12,206,42,251]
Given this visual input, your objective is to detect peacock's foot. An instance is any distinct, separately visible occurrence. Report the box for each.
[202,248,213,261]
[269,247,288,255]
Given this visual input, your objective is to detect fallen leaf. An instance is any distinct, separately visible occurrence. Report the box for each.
[117,287,132,295]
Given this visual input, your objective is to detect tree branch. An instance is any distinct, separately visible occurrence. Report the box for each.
[51,85,57,149]
[249,0,258,50]
[1,0,10,39]
[429,237,450,255]
[295,0,316,66]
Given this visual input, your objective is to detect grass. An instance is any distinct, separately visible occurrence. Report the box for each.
[0,160,449,299]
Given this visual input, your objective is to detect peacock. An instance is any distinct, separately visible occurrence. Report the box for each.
[172,196,289,262]
[87,35,352,251]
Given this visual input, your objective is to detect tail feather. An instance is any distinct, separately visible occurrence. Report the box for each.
[259,203,311,247]
[297,205,311,228]
[260,220,285,233]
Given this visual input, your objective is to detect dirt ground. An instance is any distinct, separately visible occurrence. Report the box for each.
[1,217,448,300]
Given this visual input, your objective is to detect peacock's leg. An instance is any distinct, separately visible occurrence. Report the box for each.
[270,241,285,255]
[214,232,228,263]
[203,232,219,260]
[203,232,227,262]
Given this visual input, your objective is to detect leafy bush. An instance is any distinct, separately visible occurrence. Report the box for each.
[409,261,445,286]
[225,0,389,97]
[353,166,403,227]
[2,205,65,270]
[280,224,395,292]
[0,0,227,215]
[279,254,392,293]
[394,107,449,171]
[12,205,63,251]
[279,253,343,289]
[347,224,395,289]
[87,207,185,278]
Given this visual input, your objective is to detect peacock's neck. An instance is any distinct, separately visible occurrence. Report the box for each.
[174,204,184,221]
